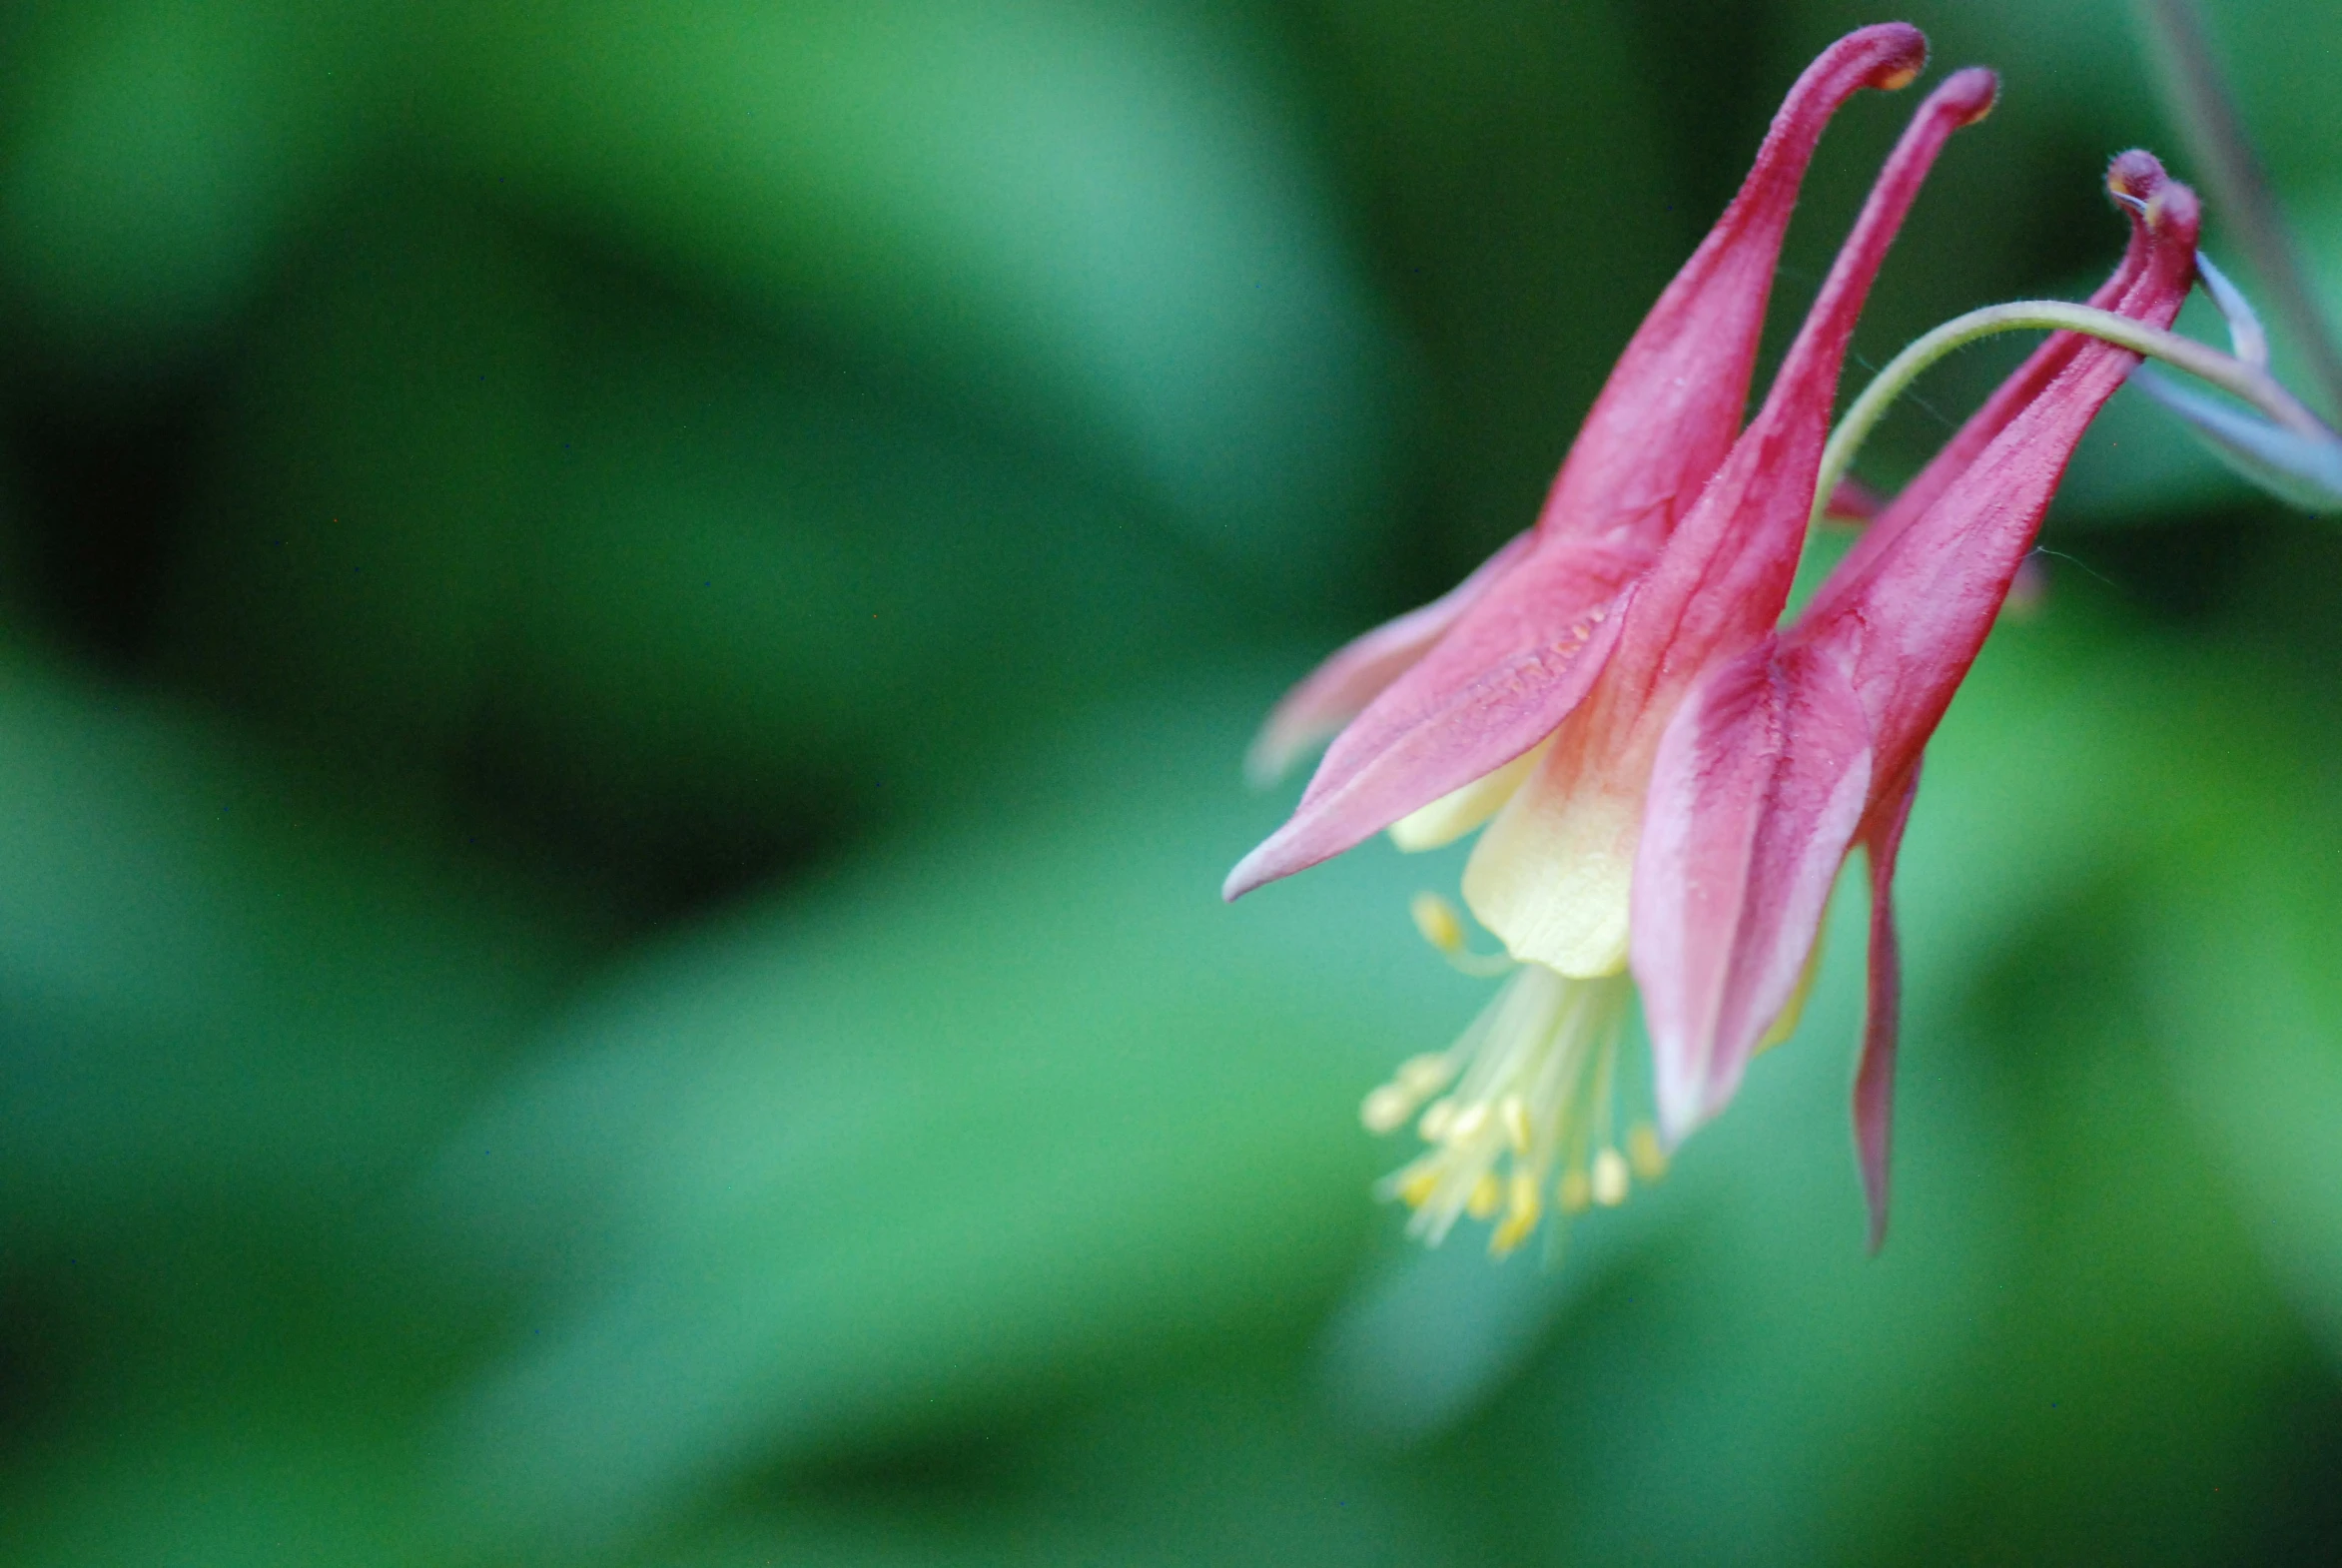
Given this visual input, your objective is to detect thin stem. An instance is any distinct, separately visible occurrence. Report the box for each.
[2133,0,2342,416]
[1812,300,2329,532]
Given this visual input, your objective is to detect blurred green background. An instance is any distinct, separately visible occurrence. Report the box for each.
[2,0,2340,1562]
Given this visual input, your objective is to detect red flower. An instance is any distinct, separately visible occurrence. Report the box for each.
[1631,153,2201,1246]
[1225,26,2011,1253]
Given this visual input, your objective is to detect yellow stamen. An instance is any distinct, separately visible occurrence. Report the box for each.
[1360,1086,1414,1134]
[1591,1148,1630,1206]
[1467,1174,1502,1219]
[1490,1173,1542,1256]
[1408,891,1513,977]
[1500,1094,1532,1155]
[1368,959,1644,1252]
[1360,1053,1461,1135]
[1409,891,1468,955]
[1628,1122,1670,1182]
[1559,1168,1593,1214]
[1394,1053,1451,1098]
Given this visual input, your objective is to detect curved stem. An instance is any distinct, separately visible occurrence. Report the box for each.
[1813,300,2332,532]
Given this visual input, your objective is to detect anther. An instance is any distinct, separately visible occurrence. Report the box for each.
[1406,891,1514,977]
[1628,1123,1669,1182]
[1444,1103,1491,1144]
[1360,1085,1414,1134]
[1394,1054,1451,1098]
[1490,1174,1542,1256]
[1410,891,1467,955]
[1417,1099,1456,1142]
[1500,1095,1532,1155]
[1559,1168,1593,1214]
[1591,1148,1630,1206]
[1467,1174,1502,1219]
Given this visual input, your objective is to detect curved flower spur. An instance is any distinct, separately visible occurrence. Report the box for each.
[1227,25,2004,1256]
[1230,22,1932,859]
[1633,156,2200,1250]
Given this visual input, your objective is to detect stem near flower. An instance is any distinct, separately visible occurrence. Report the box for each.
[1811,299,2334,533]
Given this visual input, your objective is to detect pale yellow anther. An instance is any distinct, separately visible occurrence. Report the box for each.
[1399,1168,1439,1209]
[1360,1085,1414,1134]
[1591,1148,1630,1207]
[1499,1094,1532,1155]
[1628,1122,1669,1182]
[1559,1167,1593,1214]
[1394,1054,1451,1098]
[1444,1102,1491,1144]
[1489,1173,1543,1256]
[1467,1174,1502,1219]
[1410,891,1468,955]
[1417,1099,1456,1142]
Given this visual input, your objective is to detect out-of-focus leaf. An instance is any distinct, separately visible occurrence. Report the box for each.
[407,0,1408,593]
[1295,0,1679,573]
[167,191,1234,818]
[0,651,582,1237]
[0,1403,420,1568]
[661,1374,1451,1568]
[2196,1,2342,201]
[164,196,555,750]
[415,668,1485,1552]
[0,0,382,373]
[2128,659,2342,1365]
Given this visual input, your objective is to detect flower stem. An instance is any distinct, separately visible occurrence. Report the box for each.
[1812,300,2332,532]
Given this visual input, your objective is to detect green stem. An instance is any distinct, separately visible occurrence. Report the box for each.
[1812,300,2330,532]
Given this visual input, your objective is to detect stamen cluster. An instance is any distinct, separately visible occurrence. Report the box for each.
[1361,961,1663,1255]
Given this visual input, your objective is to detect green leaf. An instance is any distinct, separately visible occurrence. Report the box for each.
[407,0,1408,591]
[416,670,1486,1552]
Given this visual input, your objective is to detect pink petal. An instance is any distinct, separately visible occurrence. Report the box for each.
[1222,532,1647,900]
[1853,765,1920,1254]
[1632,636,1875,1143]
[1532,23,1931,551]
[1244,530,1534,786]
[1591,69,1999,739]
[1225,26,1942,905]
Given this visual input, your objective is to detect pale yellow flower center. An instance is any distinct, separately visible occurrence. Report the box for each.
[1362,920,1668,1257]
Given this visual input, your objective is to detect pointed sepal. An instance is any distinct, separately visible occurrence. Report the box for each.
[1632,636,1874,1144]
[1853,767,1919,1253]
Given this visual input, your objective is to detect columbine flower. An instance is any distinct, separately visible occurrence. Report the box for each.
[1631,154,2201,1247]
[1227,26,1998,1255]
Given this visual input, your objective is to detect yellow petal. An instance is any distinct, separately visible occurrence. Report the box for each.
[1388,740,1549,851]
[1461,735,1638,978]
